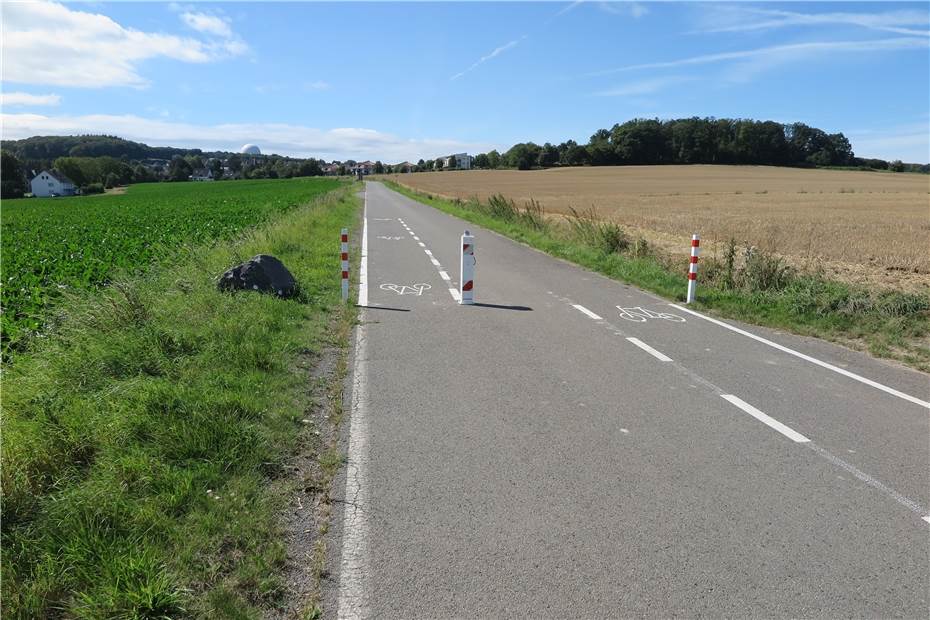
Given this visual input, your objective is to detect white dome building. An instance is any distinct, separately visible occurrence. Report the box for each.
[240,144,261,155]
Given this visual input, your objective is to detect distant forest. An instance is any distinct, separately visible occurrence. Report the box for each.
[0,135,326,199]
[465,118,927,173]
[1,135,214,164]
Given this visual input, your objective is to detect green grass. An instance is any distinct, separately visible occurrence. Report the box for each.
[1,178,341,352]
[2,182,362,617]
[384,181,930,372]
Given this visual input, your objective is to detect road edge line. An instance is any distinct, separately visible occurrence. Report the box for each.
[337,184,370,619]
[671,304,930,410]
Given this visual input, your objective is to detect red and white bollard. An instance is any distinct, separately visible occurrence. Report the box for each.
[686,233,700,304]
[460,230,475,305]
[341,228,349,302]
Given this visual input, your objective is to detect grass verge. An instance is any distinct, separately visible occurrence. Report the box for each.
[2,182,362,617]
[384,180,930,372]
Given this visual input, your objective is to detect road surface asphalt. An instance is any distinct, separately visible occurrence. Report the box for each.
[323,181,929,619]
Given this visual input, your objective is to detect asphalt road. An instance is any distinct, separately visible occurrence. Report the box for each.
[325,180,930,618]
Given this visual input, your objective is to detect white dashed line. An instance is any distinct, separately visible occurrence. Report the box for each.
[672,304,930,410]
[391,214,460,303]
[721,394,810,443]
[551,291,928,525]
[572,304,603,321]
[626,337,672,362]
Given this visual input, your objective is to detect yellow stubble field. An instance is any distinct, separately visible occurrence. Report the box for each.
[384,165,930,291]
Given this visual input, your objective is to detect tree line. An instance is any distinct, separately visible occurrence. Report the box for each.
[0,151,330,199]
[1,135,204,167]
[459,118,925,173]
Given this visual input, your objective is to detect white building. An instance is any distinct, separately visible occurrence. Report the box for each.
[31,170,76,197]
[190,168,214,181]
[440,153,472,170]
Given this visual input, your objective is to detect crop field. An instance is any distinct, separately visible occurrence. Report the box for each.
[1,177,341,349]
[385,166,930,292]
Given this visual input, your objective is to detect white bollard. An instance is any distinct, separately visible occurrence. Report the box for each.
[341,228,349,302]
[686,233,700,304]
[460,230,475,305]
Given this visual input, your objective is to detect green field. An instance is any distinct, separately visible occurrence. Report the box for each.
[1,178,340,351]
[3,179,361,616]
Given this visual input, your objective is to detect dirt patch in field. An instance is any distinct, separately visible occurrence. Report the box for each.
[383,166,930,292]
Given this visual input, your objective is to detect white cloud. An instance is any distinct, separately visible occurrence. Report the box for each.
[552,1,585,19]
[304,81,331,91]
[847,122,930,163]
[597,2,648,19]
[593,76,691,97]
[696,7,930,37]
[1,92,61,107]
[451,37,524,81]
[1,1,247,88]
[180,11,232,38]
[585,37,930,77]
[0,112,495,162]
[629,3,649,19]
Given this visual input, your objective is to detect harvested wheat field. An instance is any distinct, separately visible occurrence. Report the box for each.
[385,165,930,291]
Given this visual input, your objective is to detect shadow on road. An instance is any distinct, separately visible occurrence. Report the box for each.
[471,302,533,311]
[358,305,411,312]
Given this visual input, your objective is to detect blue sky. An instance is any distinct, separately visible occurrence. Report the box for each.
[2,1,928,162]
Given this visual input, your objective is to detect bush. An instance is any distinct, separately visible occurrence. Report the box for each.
[81,183,105,195]
[477,194,548,231]
[567,207,630,254]
[740,246,793,292]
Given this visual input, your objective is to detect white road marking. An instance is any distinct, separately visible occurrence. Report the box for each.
[338,206,371,618]
[572,304,603,321]
[550,291,928,525]
[923,516,930,525]
[672,304,930,410]
[358,188,368,307]
[391,208,461,303]
[721,394,810,443]
[626,337,672,362]
[805,441,928,522]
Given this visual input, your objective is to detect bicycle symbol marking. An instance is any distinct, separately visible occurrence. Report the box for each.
[615,306,686,323]
[380,283,432,296]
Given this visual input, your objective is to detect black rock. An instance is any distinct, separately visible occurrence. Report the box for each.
[217,254,297,298]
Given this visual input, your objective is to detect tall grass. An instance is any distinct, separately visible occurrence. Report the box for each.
[384,180,930,371]
[567,206,631,254]
[2,184,361,616]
